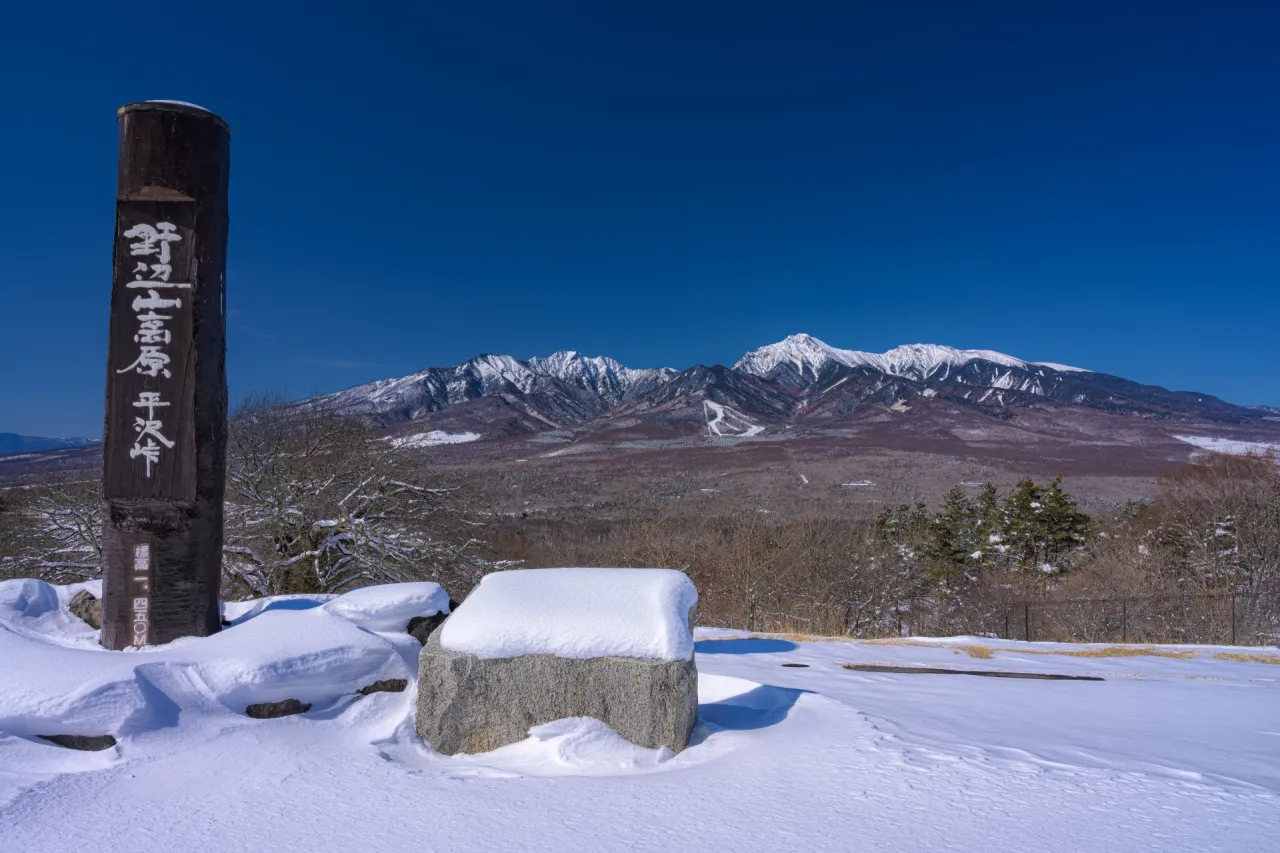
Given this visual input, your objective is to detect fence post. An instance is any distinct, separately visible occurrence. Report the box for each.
[1122,599,1127,644]
[1024,602,1031,643]
[1231,594,1237,646]
[1004,608,1010,641]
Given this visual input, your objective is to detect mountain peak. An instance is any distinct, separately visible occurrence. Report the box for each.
[733,333,870,380]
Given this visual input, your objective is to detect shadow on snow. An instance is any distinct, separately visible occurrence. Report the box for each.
[694,637,799,655]
[694,683,809,737]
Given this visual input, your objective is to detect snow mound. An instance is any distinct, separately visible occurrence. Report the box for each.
[390,430,481,448]
[222,593,333,626]
[0,578,103,646]
[0,578,411,742]
[439,568,698,661]
[323,582,451,631]
[457,717,677,777]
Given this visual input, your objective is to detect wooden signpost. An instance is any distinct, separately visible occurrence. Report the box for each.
[100,102,230,650]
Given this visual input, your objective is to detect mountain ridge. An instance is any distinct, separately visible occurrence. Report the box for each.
[311,334,1263,438]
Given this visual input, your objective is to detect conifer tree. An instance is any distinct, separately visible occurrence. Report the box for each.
[925,487,976,588]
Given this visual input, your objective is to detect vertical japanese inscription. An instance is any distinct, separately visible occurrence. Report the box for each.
[100,101,229,651]
[104,202,197,500]
[131,543,151,646]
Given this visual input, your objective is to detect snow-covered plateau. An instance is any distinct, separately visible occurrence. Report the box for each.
[388,430,481,448]
[1173,434,1280,457]
[2,578,1278,852]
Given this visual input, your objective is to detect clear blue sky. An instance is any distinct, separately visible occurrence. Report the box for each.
[2,1,1278,436]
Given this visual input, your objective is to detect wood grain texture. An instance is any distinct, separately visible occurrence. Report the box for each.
[100,103,230,650]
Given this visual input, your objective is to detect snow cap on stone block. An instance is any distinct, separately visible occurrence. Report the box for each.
[439,568,698,661]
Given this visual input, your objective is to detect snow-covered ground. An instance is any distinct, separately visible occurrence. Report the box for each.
[1174,434,1280,457]
[388,430,481,448]
[2,579,1278,852]
[703,399,764,437]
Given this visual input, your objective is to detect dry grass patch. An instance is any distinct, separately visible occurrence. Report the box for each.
[1214,652,1280,665]
[1014,645,1197,660]
[743,634,1207,662]
[863,638,996,659]
[746,631,852,644]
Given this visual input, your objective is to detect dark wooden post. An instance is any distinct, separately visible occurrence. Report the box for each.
[100,102,230,650]
[1231,594,1237,646]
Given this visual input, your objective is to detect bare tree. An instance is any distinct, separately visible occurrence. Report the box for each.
[0,477,102,583]
[222,393,488,597]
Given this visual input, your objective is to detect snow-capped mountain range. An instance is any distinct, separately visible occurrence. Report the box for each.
[734,335,1087,384]
[313,334,1262,437]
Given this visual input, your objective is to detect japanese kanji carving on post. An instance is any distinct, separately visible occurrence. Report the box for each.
[116,220,190,477]
[101,101,229,651]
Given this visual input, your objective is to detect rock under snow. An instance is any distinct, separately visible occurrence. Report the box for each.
[438,568,698,661]
[419,568,700,755]
[244,699,311,719]
[417,632,698,755]
[37,734,117,752]
[67,591,101,630]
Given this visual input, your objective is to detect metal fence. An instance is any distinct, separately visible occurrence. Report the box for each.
[897,594,1280,647]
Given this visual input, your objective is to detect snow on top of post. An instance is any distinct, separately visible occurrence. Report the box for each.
[439,568,698,661]
[146,99,212,110]
[120,101,231,133]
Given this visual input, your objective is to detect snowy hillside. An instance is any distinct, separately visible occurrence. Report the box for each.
[2,578,1278,852]
[314,350,677,427]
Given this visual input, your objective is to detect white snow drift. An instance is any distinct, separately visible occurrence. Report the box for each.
[2,577,1279,853]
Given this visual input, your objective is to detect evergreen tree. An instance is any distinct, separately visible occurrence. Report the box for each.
[1001,476,1095,588]
[925,487,976,588]
[1039,476,1095,566]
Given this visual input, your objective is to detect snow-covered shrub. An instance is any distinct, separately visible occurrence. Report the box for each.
[221,393,491,598]
[0,476,101,584]
[1094,454,1280,596]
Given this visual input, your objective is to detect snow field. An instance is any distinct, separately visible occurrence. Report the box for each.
[1,579,1278,852]
[388,430,481,448]
[703,399,764,437]
[1173,434,1280,457]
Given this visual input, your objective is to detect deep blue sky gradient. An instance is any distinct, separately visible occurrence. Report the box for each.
[2,1,1278,435]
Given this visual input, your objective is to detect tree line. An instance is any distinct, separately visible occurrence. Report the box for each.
[3,397,1278,641]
